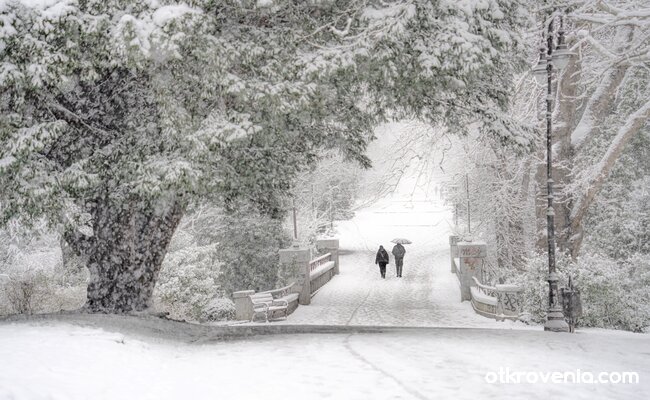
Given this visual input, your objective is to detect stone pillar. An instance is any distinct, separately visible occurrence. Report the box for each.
[232,290,255,321]
[457,241,487,301]
[316,238,340,275]
[279,245,312,305]
[449,235,459,273]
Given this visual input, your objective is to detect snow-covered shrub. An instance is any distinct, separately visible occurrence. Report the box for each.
[510,252,573,324]
[200,297,236,322]
[1,271,49,315]
[155,243,223,322]
[0,242,87,316]
[585,175,650,260]
[217,204,291,295]
[276,254,304,288]
[154,207,231,322]
[512,252,650,332]
[155,204,290,322]
[569,254,650,332]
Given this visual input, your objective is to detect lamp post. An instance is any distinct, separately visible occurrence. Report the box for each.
[533,14,570,333]
[292,197,298,241]
[465,174,471,235]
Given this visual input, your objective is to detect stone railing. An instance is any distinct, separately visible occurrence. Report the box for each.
[471,277,522,321]
[309,252,336,296]
[449,235,522,321]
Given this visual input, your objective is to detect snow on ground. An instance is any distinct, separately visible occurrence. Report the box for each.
[281,165,526,328]
[1,319,648,400]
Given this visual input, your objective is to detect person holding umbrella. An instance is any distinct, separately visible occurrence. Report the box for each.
[391,238,411,277]
[375,245,389,279]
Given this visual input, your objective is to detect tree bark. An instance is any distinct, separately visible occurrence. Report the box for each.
[74,195,184,313]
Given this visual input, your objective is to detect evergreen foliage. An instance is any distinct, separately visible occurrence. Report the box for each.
[0,0,532,312]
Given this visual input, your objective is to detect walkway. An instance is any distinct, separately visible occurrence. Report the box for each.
[283,188,524,329]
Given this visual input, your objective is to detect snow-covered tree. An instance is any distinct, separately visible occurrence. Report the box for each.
[0,0,533,313]
[531,1,650,257]
[289,151,361,243]
[443,133,537,271]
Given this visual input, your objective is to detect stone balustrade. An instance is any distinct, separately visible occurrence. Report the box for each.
[471,277,522,321]
[449,235,522,321]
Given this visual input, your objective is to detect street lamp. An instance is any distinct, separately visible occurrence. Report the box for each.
[533,17,571,82]
[534,14,571,333]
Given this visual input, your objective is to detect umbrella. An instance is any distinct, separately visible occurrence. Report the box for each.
[391,238,412,244]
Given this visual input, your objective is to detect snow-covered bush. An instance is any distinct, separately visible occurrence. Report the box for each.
[0,221,87,316]
[200,297,236,322]
[217,204,291,296]
[583,137,650,261]
[1,271,49,315]
[569,254,650,332]
[154,204,290,323]
[155,242,223,322]
[277,255,304,289]
[512,252,650,332]
[509,252,573,325]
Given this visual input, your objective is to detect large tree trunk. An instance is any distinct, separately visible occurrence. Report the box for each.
[66,195,184,313]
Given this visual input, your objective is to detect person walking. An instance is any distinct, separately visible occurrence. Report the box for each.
[392,243,406,277]
[375,245,389,279]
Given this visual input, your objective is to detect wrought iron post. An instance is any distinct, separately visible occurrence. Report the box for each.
[543,17,569,332]
[292,197,298,242]
[466,174,471,234]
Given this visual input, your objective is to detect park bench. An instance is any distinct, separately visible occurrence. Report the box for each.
[234,283,300,321]
[250,292,290,322]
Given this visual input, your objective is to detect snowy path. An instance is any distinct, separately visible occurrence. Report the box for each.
[283,193,523,328]
[1,320,648,400]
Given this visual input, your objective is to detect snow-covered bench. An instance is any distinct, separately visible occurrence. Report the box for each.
[260,283,300,313]
[250,292,289,322]
[233,283,300,322]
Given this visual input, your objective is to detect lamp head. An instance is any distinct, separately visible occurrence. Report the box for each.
[552,41,570,71]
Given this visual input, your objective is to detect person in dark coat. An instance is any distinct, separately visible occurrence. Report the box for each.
[375,245,389,279]
[392,243,406,277]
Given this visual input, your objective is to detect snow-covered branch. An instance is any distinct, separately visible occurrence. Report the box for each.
[570,99,650,229]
